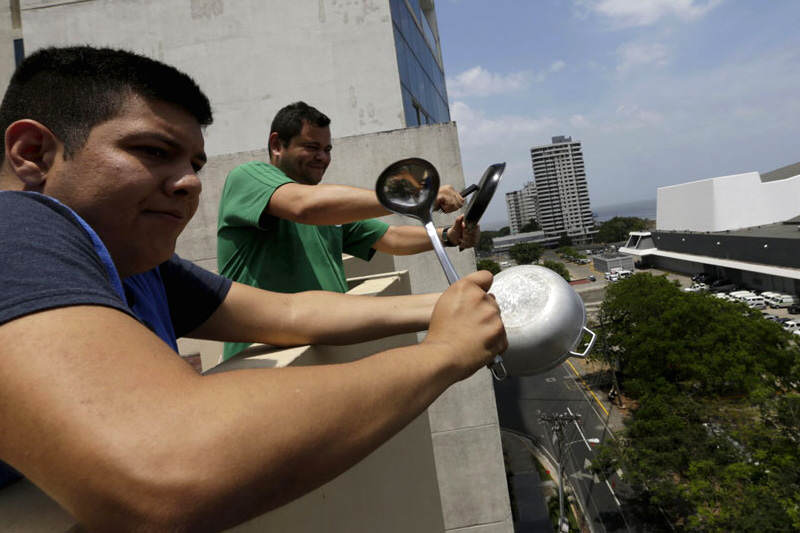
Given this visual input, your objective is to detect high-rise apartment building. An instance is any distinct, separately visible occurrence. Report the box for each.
[505,181,538,234]
[531,135,595,242]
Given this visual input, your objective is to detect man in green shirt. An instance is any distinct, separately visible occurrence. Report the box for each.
[218,102,479,360]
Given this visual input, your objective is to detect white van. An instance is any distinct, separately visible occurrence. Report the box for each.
[730,291,756,302]
[783,320,799,332]
[770,294,799,308]
[760,291,781,303]
[743,295,766,309]
[617,269,633,279]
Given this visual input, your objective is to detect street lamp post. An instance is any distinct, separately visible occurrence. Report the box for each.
[540,412,599,532]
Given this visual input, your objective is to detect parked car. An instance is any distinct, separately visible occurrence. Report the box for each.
[692,272,712,283]
[761,312,780,322]
[744,295,766,309]
[789,304,800,314]
[684,282,709,293]
[588,275,596,282]
[770,294,799,308]
[783,320,799,332]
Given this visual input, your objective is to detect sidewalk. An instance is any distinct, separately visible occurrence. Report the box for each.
[566,357,629,433]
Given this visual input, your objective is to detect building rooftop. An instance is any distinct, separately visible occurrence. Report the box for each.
[761,161,800,183]
[659,219,800,240]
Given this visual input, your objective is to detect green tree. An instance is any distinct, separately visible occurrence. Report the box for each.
[542,260,570,281]
[476,259,500,275]
[477,232,495,253]
[509,242,542,264]
[588,273,800,530]
[556,246,585,260]
[498,226,511,237]
[595,216,649,243]
[594,273,794,397]
[520,218,541,232]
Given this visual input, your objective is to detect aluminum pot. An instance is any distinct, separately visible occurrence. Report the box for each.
[489,265,596,377]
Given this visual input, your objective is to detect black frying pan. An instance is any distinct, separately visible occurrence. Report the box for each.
[461,163,505,227]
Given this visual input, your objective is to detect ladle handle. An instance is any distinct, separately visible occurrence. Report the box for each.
[424,220,459,285]
[424,220,507,381]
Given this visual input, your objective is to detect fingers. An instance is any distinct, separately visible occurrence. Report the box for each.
[458,221,480,250]
[426,274,507,375]
[436,185,465,213]
[461,269,493,291]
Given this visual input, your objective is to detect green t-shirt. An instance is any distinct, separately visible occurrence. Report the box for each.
[217,161,389,360]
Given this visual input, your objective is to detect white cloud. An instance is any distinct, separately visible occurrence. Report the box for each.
[616,41,669,72]
[579,0,722,28]
[570,114,592,129]
[450,101,555,147]
[446,66,530,98]
[549,60,566,73]
[613,104,664,128]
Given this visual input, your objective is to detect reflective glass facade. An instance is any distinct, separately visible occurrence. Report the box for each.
[389,0,450,127]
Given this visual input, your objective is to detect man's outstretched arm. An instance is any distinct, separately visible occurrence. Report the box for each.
[0,272,505,532]
[188,280,440,347]
[373,214,481,255]
[268,182,464,225]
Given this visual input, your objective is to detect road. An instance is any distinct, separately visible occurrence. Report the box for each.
[494,360,633,532]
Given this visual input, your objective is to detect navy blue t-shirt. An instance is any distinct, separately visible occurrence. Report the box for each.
[0,191,232,486]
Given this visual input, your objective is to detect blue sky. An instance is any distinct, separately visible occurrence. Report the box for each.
[435,0,800,228]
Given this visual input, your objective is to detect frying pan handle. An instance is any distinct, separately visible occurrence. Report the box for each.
[460,184,478,197]
[434,183,479,212]
[569,327,597,358]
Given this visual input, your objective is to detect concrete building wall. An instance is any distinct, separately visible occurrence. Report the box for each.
[20,0,406,157]
[0,1,22,88]
[657,171,800,232]
[593,255,634,273]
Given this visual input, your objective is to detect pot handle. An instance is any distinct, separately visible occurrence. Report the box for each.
[569,327,597,358]
[489,355,507,381]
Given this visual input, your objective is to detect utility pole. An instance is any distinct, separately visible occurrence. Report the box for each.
[540,411,582,532]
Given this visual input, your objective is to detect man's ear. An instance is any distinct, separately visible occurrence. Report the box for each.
[4,120,60,189]
[267,132,283,163]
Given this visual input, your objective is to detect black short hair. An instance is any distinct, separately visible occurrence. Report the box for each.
[269,101,330,157]
[0,46,213,161]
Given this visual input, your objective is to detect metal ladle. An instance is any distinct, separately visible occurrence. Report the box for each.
[376,158,508,379]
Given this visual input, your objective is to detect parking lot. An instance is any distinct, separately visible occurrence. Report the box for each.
[493,254,800,327]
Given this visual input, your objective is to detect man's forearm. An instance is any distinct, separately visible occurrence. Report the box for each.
[373,225,459,256]
[195,340,460,526]
[270,183,390,225]
[189,283,439,347]
[0,305,467,532]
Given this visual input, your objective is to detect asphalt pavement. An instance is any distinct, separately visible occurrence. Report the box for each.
[494,357,634,532]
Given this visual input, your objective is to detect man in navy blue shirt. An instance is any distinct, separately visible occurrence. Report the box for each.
[0,46,506,530]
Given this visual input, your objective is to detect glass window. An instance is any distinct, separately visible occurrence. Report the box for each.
[390,0,450,126]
